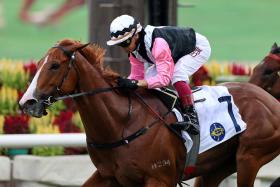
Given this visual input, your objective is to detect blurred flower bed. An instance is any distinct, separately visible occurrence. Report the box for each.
[0,58,254,156]
[0,59,86,156]
[191,60,254,86]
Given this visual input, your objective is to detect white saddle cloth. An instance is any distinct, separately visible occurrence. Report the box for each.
[173,85,246,154]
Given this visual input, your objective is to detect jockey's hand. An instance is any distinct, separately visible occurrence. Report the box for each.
[117,77,138,90]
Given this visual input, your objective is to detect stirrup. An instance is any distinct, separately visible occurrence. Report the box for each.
[171,121,189,131]
[182,114,200,135]
[186,122,200,135]
[172,120,200,135]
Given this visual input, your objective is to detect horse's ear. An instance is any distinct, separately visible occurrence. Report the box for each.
[271,43,278,52]
[76,43,91,51]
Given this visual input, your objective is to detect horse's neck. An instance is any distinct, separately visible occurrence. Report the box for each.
[75,63,127,142]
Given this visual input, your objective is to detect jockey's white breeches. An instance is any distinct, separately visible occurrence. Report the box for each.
[172,32,211,84]
[144,33,211,84]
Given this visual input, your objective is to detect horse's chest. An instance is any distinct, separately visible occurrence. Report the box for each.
[90,152,144,184]
[114,161,145,186]
[100,159,144,185]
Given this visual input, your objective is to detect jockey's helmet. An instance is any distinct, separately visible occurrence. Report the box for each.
[107,15,142,46]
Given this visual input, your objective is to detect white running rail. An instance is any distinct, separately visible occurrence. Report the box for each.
[0,133,87,148]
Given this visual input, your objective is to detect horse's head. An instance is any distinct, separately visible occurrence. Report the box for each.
[19,39,91,117]
[249,43,280,98]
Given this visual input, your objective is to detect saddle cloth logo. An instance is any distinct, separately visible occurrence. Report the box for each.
[173,85,247,154]
[210,123,225,142]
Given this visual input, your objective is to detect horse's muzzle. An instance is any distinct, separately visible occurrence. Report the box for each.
[21,99,48,118]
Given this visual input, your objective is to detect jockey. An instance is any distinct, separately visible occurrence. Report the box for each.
[107,14,211,135]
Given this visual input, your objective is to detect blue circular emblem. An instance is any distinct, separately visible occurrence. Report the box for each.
[210,123,225,142]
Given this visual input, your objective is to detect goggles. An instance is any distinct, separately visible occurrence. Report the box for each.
[117,25,137,48]
[117,37,132,47]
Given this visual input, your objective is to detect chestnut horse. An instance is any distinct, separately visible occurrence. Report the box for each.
[249,43,280,99]
[19,39,280,187]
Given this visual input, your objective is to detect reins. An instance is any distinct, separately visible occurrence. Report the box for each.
[54,86,122,101]
[47,43,182,149]
[53,86,181,149]
[133,92,186,141]
[53,87,182,149]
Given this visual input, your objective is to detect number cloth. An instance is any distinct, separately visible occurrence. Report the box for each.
[172,85,246,153]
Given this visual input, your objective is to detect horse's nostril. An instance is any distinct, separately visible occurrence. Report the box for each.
[21,99,37,110]
[25,99,37,106]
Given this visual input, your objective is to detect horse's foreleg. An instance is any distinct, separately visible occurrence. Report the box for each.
[194,162,236,187]
[236,153,259,187]
[82,171,121,187]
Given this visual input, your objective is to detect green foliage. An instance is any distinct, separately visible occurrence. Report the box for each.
[32,146,64,156]
[72,112,84,132]
[48,100,66,116]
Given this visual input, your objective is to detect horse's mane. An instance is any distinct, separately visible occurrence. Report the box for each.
[58,39,120,83]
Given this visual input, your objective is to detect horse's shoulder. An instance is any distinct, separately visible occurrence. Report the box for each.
[222,82,279,110]
[220,82,264,94]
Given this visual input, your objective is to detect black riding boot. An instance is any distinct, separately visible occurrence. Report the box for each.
[182,105,200,135]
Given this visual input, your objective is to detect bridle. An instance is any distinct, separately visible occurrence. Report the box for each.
[40,43,183,149]
[263,53,280,92]
[265,53,280,77]
[43,43,122,106]
[52,45,80,93]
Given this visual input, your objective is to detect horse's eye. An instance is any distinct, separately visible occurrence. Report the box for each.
[49,63,60,70]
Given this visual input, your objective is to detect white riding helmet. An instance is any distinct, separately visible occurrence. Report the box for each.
[107,15,142,46]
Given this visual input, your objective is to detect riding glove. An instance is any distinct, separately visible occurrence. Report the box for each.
[117,77,138,90]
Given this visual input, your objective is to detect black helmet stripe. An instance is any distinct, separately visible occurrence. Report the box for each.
[110,20,138,38]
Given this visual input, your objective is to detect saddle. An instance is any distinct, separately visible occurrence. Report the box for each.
[150,87,203,132]
[150,87,181,111]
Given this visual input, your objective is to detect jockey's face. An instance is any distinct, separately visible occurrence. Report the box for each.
[121,33,139,53]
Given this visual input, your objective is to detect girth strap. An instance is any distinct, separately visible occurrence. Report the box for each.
[87,127,149,149]
[86,109,174,149]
